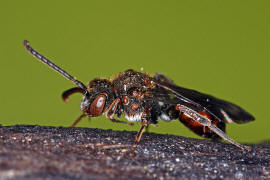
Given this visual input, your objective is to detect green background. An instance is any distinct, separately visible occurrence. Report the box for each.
[1,1,269,143]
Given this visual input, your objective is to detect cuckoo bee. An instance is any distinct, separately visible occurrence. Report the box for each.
[24,40,255,151]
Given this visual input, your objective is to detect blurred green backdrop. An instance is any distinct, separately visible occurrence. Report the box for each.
[1,1,269,143]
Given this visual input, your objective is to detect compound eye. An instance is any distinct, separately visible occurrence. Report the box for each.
[90,95,106,116]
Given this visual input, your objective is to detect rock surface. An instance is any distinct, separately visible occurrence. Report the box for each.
[0,125,269,180]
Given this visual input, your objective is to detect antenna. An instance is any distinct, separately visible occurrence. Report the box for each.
[23,40,87,90]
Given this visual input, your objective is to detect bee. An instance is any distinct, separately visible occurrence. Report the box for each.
[24,40,254,151]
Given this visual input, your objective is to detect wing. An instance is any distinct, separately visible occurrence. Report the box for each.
[146,78,226,140]
[153,73,255,124]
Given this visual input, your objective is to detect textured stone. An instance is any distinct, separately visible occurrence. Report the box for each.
[0,125,269,180]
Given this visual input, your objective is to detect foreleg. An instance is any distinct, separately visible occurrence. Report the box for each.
[105,98,134,126]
